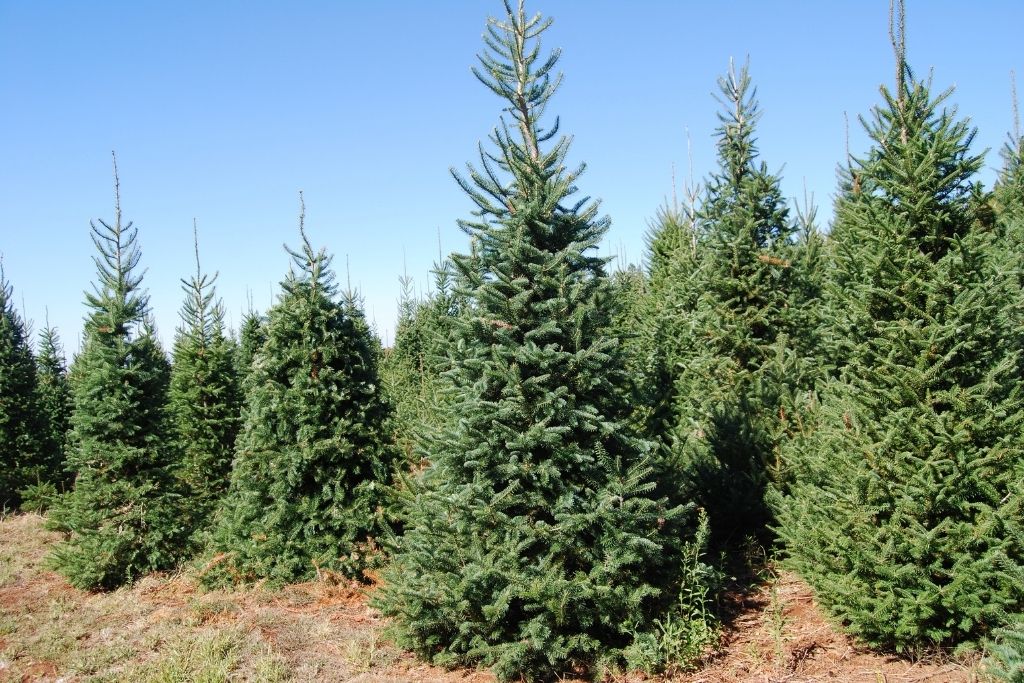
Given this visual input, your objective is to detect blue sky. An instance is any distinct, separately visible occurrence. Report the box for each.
[1,1,1021,353]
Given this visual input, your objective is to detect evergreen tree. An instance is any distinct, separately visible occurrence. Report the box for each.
[234,304,266,382]
[34,321,73,488]
[774,14,1024,649]
[210,196,394,584]
[375,4,704,680]
[381,258,463,462]
[662,60,802,542]
[48,155,186,590]
[635,201,703,458]
[169,224,242,538]
[0,262,44,509]
[994,73,1024,223]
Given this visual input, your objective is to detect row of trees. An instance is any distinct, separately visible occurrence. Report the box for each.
[1,163,397,590]
[2,0,1023,680]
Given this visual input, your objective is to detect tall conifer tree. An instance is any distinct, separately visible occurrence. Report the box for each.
[35,321,72,488]
[169,223,242,537]
[0,263,44,508]
[234,304,266,382]
[210,196,394,584]
[775,4,1024,648]
[48,154,186,590]
[376,4,702,679]
[665,60,801,542]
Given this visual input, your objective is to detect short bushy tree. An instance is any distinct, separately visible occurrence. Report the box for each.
[775,31,1024,649]
[210,198,394,584]
[48,156,186,590]
[375,4,704,680]
[169,225,242,537]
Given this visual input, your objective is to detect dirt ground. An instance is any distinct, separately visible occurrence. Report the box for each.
[0,513,991,682]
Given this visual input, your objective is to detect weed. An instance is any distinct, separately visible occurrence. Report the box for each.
[765,568,788,665]
[624,509,721,676]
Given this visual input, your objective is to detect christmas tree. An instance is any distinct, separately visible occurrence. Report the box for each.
[33,321,73,495]
[0,262,44,509]
[775,6,1024,648]
[210,195,394,584]
[375,4,704,680]
[659,60,803,542]
[169,222,242,538]
[48,154,186,590]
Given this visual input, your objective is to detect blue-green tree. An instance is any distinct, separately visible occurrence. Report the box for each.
[375,4,706,680]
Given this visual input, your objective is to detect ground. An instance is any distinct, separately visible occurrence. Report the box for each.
[0,514,992,682]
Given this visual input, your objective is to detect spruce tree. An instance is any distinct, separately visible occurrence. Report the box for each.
[994,73,1024,223]
[0,262,43,509]
[169,223,242,537]
[381,259,463,462]
[48,155,186,590]
[664,60,801,542]
[34,321,72,489]
[210,196,394,584]
[775,10,1024,649]
[375,4,701,680]
[234,304,266,381]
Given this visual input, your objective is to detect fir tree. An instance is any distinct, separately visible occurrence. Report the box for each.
[375,4,703,680]
[234,303,266,382]
[0,262,44,508]
[210,195,394,584]
[381,258,463,462]
[169,223,242,538]
[34,321,72,488]
[47,154,186,590]
[663,60,802,542]
[775,8,1024,649]
[994,72,1024,222]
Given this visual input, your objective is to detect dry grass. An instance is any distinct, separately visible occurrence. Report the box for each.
[0,513,996,682]
[0,513,492,682]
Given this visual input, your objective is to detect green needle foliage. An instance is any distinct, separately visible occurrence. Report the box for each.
[35,323,72,473]
[774,37,1024,650]
[169,224,242,539]
[48,156,187,590]
[210,196,395,585]
[650,60,806,543]
[381,259,464,463]
[234,305,266,382]
[375,4,704,680]
[0,263,45,509]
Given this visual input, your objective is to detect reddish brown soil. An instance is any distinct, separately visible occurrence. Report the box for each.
[675,572,983,683]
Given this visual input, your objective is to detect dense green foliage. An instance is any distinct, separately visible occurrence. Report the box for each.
[48,163,187,590]
[988,621,1024,682]
[774,65,1024,649]
[234,307,266,382]
[380,260,463,463]
[169,229,242,538]
[2,1,1023,674]
[375,4,709,680]
[210,205,395,584]
[31,322,73,501]
[0,266,45,509]
[642,61,811,543]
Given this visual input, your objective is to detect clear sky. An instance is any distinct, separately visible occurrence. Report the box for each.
[1,1,1021,354]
